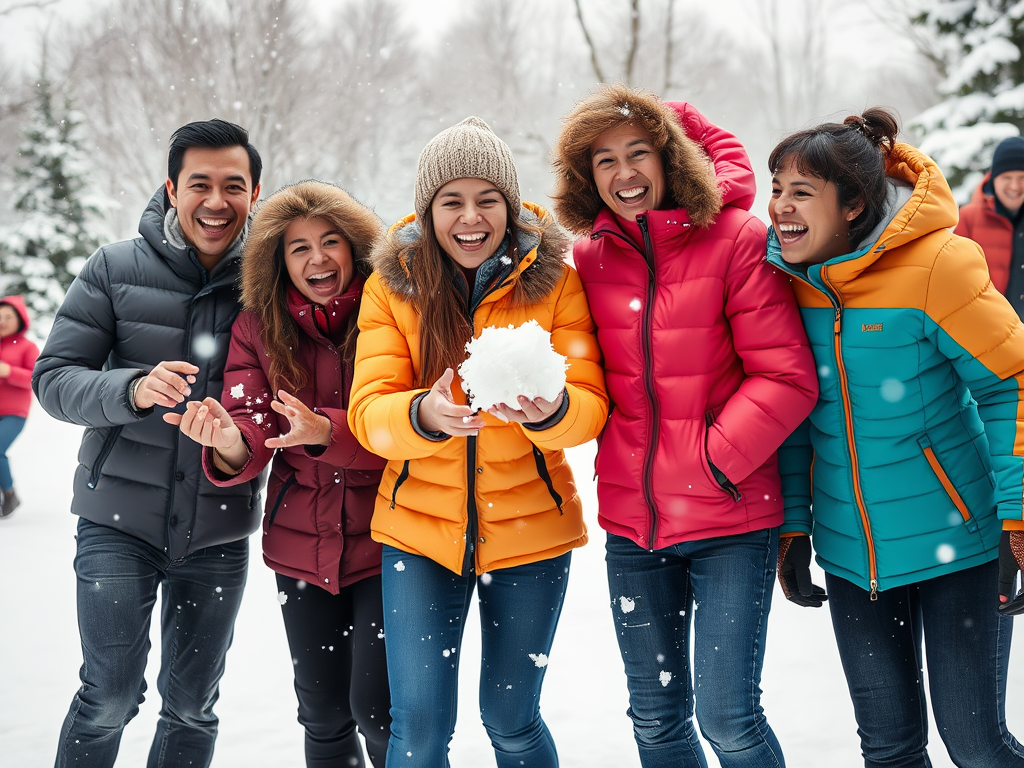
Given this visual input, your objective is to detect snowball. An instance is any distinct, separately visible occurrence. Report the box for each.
[458,320,567,411]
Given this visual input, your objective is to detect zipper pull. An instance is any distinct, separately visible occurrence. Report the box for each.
[870,579,878,601]
[834,306,842,336]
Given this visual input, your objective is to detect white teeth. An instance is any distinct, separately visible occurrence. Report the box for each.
[455,233,486,242]
[199,218,229,227]
[308,271,336,281]
[778,223,807,233]
[618,186,646,200]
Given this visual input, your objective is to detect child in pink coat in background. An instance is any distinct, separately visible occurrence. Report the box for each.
[0,295,39,517]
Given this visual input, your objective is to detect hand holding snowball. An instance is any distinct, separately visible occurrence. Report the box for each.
[265,390,332,449]
[488,392,564,424]
[418,368,485,437]
[166,397,249,471]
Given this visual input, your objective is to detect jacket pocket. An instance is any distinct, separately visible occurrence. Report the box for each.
[704,412,741,501]
[918,434,978,532]
[389,460,410,510]
[267,476,296,527]
[532,445,564,513]
[87,426,123,489]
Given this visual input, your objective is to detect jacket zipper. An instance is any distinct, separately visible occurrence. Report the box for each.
[822,270,878,599]
[918,435,978,531]
[87,426,123,489]
[704,412,741,501]
[389,460,410,509]
[532,445,564,512]
[637,216,662,549]
[462,435,480,576]
[267,476,296,527]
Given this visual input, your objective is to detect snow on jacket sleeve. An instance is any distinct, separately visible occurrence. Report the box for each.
[348,273,452,461]
[925,234,1024,524]
[706,217,819,486]
[779,417,813,535]
[520,266,608,451]
[667,101,756,211]
[32,247,148,427]
[203,313,276,487]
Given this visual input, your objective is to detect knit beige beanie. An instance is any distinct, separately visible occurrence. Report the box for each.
[414,116,521,219]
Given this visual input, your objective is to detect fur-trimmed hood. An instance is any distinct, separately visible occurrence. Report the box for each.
[552,84,723,235]
[241,180,383,312]
[371,202,571,305]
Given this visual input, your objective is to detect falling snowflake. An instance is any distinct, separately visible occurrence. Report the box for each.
[629,298,642,312]
[276,591,288,605]
[394,561,406,572]
[659,670,673,687]
[528,653,549,668]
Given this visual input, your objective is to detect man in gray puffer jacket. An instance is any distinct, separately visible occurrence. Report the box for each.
[33,119,263,768]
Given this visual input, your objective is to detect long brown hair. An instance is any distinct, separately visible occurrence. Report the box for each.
[409,200,539,388]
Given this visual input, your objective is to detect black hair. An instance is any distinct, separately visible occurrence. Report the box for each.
[167,118,263,190]
[0,302,25,334]
[769,107,900,248]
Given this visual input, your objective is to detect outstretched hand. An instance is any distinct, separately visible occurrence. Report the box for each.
[265,390,332,449]
[417,368,484,437]
[135,361,199,409]
[164,397,249,471]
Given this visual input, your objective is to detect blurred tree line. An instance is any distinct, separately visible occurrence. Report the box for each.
[0,0,991,329]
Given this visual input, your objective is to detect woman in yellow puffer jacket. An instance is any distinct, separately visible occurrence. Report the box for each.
[348,116,607,768]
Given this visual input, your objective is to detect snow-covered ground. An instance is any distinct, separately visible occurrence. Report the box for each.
[2,402,1023,767]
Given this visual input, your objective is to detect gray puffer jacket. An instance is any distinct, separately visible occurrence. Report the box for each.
[33,188,262,559]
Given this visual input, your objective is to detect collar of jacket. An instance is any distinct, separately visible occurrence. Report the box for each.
[285,272,366,345]
[590,206,694,256]
[371,201,569,307]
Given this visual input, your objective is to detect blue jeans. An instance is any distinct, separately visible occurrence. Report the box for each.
[0,415,26,490]
[605,529,784,768]
[827,561,1024,767]
[380,545,571,768]
[55,518,248,768]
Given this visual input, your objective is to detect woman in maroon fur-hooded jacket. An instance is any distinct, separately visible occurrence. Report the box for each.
[552,84,817,768]
[172,180,390,767]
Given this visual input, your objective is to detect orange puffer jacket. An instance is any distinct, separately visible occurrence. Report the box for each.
[349,203,608,575]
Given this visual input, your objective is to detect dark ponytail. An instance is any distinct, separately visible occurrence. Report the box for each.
[769,107,900,247]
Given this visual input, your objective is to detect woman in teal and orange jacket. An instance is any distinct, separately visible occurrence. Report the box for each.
[769,107,1024,766]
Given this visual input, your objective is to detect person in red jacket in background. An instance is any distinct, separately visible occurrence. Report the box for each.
[552,85,818,768]
[168,180,390,767]
[0,295,39,517]
[955,136,1024,315]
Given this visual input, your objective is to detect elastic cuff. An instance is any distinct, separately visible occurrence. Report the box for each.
[410,392,450,442]
[523,388,569,432]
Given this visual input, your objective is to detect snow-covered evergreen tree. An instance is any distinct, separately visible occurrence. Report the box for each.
[0,72,106,328]
[910,0,1024,203]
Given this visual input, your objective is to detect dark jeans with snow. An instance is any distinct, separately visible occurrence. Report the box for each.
[55,518,248,768]
[827,560,1024,768]
[380,545,571,768]
[605,528,784,768]
[276,572,391,768]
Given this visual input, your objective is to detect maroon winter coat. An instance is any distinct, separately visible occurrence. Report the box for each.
[205,276,386,593]
[0,296,38,419]
[554,97,818,549]
[955,173,1013,293]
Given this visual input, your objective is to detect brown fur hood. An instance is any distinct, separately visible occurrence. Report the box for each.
[241,180,383,311]
[371,201,571,305]
[552,83,722,236]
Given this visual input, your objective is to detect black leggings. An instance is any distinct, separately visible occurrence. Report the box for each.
[276,572,391,768]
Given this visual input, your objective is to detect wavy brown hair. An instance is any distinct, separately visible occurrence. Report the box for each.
[241,180,382,393]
